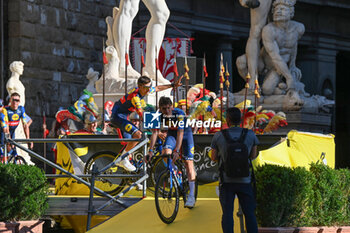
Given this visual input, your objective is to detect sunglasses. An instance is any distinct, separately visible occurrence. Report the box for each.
[12,99,20,102]
[143,85,152,89]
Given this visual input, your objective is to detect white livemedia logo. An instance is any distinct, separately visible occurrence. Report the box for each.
[143,111,221,129]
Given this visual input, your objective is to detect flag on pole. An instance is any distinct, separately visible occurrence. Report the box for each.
[219,53,225,88]
[173,55,179,77]
[203,55,208,78]
[125,53,129,66]
[141,50,145,68]
[103,46,108,65]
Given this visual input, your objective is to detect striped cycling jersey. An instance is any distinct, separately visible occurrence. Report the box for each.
[112,87,155,117]
[5,106,31,132]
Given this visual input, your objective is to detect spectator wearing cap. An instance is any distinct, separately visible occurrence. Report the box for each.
[75,114,102,134]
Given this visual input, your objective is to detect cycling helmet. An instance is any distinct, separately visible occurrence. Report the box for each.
[84,114,97,124]
[129,112,140,120]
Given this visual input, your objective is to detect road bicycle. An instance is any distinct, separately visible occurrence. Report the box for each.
[154,153,198,224]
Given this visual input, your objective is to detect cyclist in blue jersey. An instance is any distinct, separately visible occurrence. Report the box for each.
[5,93,33,152]
[148,97,197,208]
[111,76,182,171]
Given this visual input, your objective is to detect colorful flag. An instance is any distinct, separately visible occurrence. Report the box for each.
[141,53,145,68]
[103,47,108,64]
[173,56,179,77]
[125,53,129,66]
[203,57,208,78]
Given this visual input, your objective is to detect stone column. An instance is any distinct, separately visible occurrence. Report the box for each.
[297,41,336,98]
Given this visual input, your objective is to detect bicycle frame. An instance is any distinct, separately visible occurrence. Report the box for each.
[165,155,185,197]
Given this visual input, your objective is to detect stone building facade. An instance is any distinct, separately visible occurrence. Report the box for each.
[1,0,115,134]
[1,0,350,167]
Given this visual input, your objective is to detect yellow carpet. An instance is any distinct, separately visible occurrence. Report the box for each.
[88,197,242,233]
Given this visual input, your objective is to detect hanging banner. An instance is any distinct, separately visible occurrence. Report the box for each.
[131,37,191,82]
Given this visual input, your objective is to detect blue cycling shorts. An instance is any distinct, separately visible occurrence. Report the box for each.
[163,130,194,160]
[111,113,139,136]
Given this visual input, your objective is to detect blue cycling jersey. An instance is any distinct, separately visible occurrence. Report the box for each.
[5,106,31,134]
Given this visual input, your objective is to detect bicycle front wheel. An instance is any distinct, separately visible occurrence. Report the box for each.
[149,157,182,193]
[155,170,179,224]
[84,151,127,196]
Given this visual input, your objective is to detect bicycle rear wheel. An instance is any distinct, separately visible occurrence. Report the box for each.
[8,155,27,165]
[155,170,179,224]
[84,151,127,196]
[148,156,167,192]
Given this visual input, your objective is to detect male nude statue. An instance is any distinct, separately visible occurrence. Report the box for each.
[260,0,304,95]
[237,0,304,95]
[113,0,170,84]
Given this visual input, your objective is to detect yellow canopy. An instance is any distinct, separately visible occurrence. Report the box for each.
[254,130,335,169]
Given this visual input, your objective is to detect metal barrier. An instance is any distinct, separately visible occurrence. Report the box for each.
[5,133,149,231]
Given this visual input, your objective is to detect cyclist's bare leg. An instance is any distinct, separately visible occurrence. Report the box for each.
[117,130,142,172]
[162,148,172,155]
[184,159,196,207]
[124,130,142,153]
[184,160,196,181]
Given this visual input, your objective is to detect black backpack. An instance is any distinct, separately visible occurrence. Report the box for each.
[220,128,250,178]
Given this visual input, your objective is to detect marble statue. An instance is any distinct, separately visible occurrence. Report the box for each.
[263,89,334,113]
[260,0,304,95]
[85,68,99,94]
[6,61,26,105]
[95,45,137,93]
[238,0,274,91]
[106,6,140,80]
[107,0,170,84]
[237,0,304,96]
[235,0,335,113]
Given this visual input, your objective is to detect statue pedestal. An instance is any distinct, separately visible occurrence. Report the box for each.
[93,81,173,111]
[273,112,332,134]
[232,93,333,135]
[233,94,264,106]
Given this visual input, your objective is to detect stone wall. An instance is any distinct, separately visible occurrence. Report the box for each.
[7,0,115,137]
